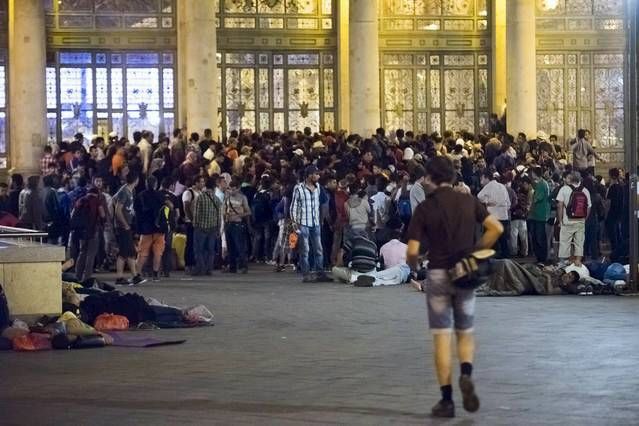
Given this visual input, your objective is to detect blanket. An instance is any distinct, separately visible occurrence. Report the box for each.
[476,260,551,296]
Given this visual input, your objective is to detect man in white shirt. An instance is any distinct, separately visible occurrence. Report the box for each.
[477,171,511,257]
[556,172,592,267]
[370,181,391,232]
[410,167,427,212]
[138,130,154,176]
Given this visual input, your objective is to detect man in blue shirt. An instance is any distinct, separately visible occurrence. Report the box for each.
[290,165,332,283]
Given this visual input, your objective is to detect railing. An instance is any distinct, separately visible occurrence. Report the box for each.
[0,226,49,244]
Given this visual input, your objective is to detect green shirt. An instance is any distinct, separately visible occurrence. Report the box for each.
[528,179,551,222]
[193,189,222,231]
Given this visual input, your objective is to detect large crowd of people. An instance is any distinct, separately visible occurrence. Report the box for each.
[1,121,632,285]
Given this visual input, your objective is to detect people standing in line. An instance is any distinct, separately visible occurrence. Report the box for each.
[159,176,179,277]
[477,171,511,258]
[19,176,44,231]
[406,156,503,418]
[181,176,202,275]
[192,177,222,276]
[134,176,166,282]
[556,172,592,267]
[251,175,274,263]
[224,177,251,274]
[605,168,624,259]
[113,173,145,286]
[74,187,105,283]
[583,175,605,260]
[290,165,332,283]
[7,174,24,219]
[510,176,531,257]
[528,167,551,264]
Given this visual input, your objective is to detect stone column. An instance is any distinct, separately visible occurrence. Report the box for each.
[491,0,507,115]
[8,0,47,175]
[178,0,218,138]
[349,0,380,137]
[506,0,537,138]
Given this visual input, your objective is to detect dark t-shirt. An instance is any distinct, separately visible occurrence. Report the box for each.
[134,189,164,235]
[406,187,489,269]
[606,183,624,221]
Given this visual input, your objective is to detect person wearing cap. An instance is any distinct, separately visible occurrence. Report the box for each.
[478,170,511,258]
[290,165,332,283]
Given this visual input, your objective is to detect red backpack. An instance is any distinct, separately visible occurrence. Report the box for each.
[567,186,588,219]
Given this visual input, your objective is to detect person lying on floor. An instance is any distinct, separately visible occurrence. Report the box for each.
[558,268,616,295]
[332,233,410,287]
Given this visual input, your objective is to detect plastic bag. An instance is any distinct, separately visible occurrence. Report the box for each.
[604,263,627,281]
[94,313,130,331]
[183,305,214,324]
[13,333,52,351]
[1,319,30,340]
[0,284,10,330]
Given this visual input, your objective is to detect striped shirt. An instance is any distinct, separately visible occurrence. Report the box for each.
[290,182,321,227]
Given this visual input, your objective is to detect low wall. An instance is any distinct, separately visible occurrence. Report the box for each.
[0,240,65,318]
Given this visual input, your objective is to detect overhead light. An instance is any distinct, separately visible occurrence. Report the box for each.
[543,0,560,10]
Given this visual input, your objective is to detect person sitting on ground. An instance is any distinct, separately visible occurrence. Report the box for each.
[332,233,410,287]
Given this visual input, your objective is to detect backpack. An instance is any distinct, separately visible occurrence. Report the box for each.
[567,186,589,219]
[252,190,273,224]
[155,204,171,233]
[396,189,412,222]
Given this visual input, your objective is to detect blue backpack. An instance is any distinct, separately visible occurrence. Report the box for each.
[397,189,412,222]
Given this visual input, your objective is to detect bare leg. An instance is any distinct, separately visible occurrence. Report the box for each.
[116,257,125,278]
[127,257,137,277]
[456,331,475,364]
[433,332,453,386]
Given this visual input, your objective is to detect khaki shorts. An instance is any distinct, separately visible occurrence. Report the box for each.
[558,220,585,258]
[138,233,166,258]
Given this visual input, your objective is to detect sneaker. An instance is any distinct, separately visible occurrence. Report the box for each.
[459,375,480,413]
[354,275,375,287]
[315,273,334,283]
[240,268,248,274]
[129,275,147,286]
[275,265,285,273]
[115,278,129,286]
[431,399,455,418]
[302,274,315,283]
[152,272,160,282]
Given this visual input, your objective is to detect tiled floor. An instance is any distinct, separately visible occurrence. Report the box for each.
[2,266,638,425]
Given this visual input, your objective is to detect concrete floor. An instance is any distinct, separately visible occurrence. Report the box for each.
[1,265,639,425]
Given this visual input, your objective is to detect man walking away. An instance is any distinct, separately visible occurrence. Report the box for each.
[193,177,222,276]
[406,156,503,418]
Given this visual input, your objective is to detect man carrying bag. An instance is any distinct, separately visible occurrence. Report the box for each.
[406,156,503,418]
